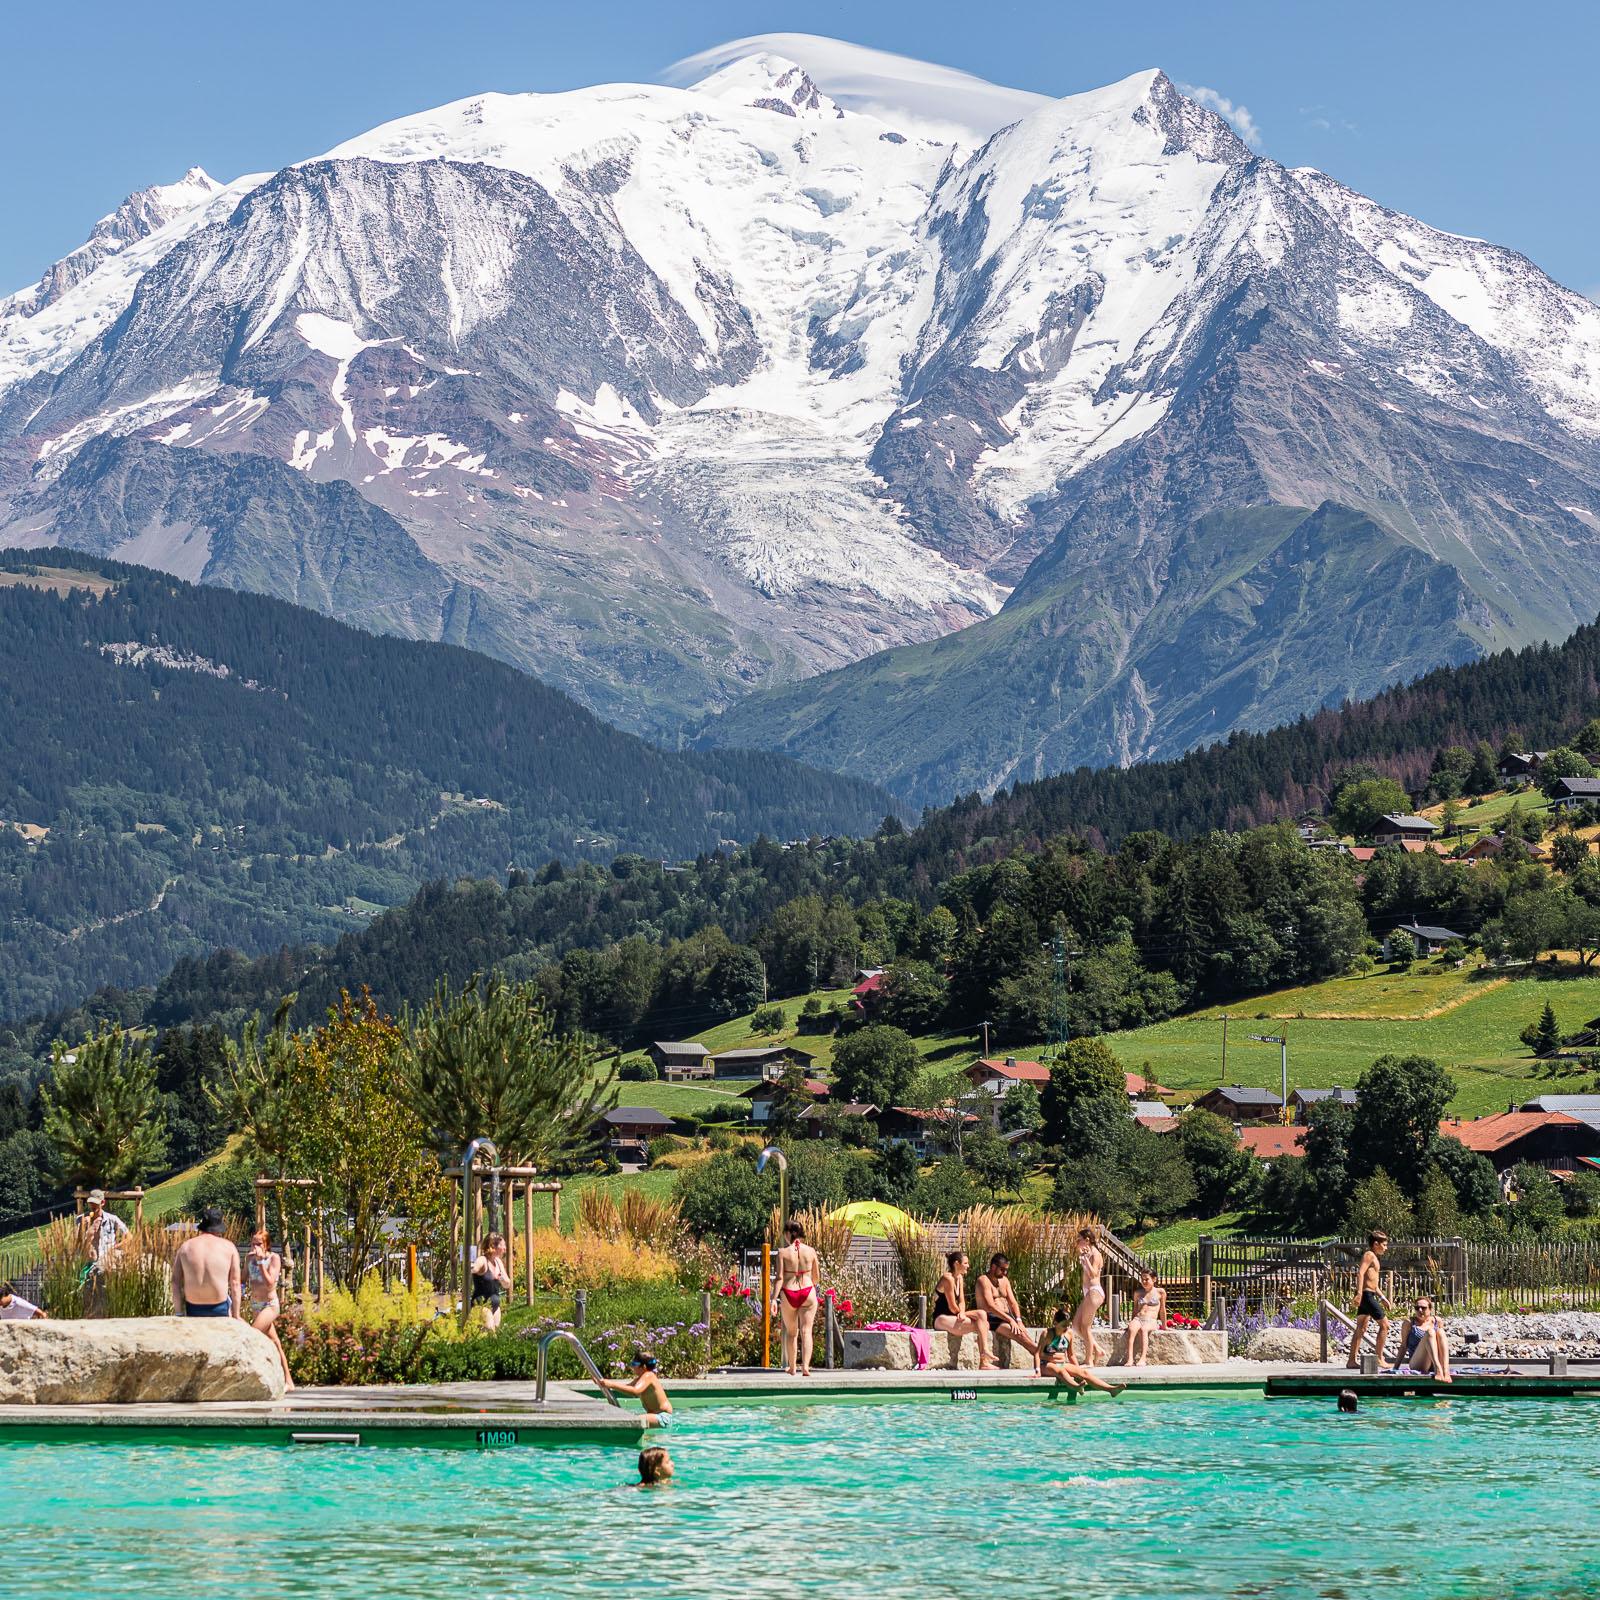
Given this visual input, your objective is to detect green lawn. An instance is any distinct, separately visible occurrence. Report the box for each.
[1107,970,1600,1117]
[1185,961,1495,1020]
[1133,1212,1248,1252]
[1420,787,1553,832]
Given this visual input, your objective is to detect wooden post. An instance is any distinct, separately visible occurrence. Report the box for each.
[302,1222,312,1309]
[917,1292,928,1330]
[825,1296,837,1370]
[407,1244,418,1295]
[550,1187,560,1232]
[761,1243,772,1368]
[504,1180,516,1300]
[131,1189,144,1229]
[447,1187,459,1297]
[1318,1294,1329,1364]
[1198,1234,1215,1317]
[524,1183,536,1307]
[575,1289,587,1329]
[316,1219,325,1307]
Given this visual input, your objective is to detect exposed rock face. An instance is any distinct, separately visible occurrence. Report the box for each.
[1243,1327,1326,1364]
[0,1318,285,1404]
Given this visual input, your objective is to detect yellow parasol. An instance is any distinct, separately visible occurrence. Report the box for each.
[825,1200,919,1239]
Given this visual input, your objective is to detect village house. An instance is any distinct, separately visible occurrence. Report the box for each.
[851,970,886,1014]
[742,1077,830,1125]
[1550,776,1600,810]
[796,1101,879,1138]
[713,1044,817,1081]
[877,1105,981,1158]
[965,1056,1050,1096]
[1124,1071,1171,1101]
[1290,1086,1357,1122]
[1238,1125,1306,1161]
[1384,921,1466,957]
[1131,1101,1177,1130]
[600,1106,676,1159]
[645,1041,712,1080]
[1193,1085,1284,1123]
[1373,813,1440,846]
[1497,751,1548,785]
[1441,1110,1600,1177]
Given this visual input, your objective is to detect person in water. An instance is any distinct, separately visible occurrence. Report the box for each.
[638,1445,675,1486]
[975,1253,1041,1370]
[932,1250,997,1369]
[1347,1232,1391,1369]
[1069,1227,1109,1365]
[245,1226,293,1389]
[470,1232,512,1332]
[1122,1269,1166,1367]
[600,1352,674,1426]
[773,1218,821,1377]
[1041,1310,1125,1395]
[1387,1296,1452,1383]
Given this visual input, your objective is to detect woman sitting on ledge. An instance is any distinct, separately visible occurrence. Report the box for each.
[1386,1297,1452,1383]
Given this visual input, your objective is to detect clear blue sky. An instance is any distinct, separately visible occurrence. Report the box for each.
[4,0,1595,297]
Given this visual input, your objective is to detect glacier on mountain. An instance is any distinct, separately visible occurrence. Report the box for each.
[0,38,1597,765]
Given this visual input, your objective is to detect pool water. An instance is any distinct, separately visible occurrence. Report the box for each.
[4,1393,1598,1599]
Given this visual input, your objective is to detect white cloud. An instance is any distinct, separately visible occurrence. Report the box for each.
[1179,83,1262,148]
[1300,105,1357,135]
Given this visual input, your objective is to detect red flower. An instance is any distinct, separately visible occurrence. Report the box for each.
[840,1299,853,1315]
[739,1287,753,1298]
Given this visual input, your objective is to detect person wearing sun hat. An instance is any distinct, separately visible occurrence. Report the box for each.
[77,1188,130,1315]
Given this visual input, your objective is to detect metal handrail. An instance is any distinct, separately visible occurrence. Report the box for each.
[535,1328,621,1406]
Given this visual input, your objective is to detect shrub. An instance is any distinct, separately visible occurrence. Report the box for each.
[750,1004,787,1034]
[619,1058,658,1082]
[528,1227,677,1294]
[646,1134,691,1165]
[187,1157,260,1228]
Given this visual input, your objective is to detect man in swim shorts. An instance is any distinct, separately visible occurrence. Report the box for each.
[171,1208,241,1318]
[975,1253,1041,1370]
[1346,1231,1390,1368]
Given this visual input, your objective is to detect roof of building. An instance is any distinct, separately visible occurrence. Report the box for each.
[852,973,886,996]
[603,1106,676,1127]
[1441,1111,1587,1153]
[1201,1085,1284,1106]
[1347,846,1379,863]
[1134,1113,1180,1132]
[741,1078,829,1099]
[885,1105,981,1125]
[1378,813,1439,833]
[1392,922,1466,943]
[798,1102,877,1119]
[971,1057,1049,1083]
[1553,777,1600,797]
[1292,1087,1358,1105]
[1129,1100,1172,1119]
[1238,1126,1306,1159]
[650,1041,709,1057]
[1519,1095,1600,1114]
[715,1045,816,1063]
[1125,1071,1171,1096]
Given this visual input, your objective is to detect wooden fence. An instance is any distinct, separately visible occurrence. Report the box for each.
[1136,1235,1600,1315]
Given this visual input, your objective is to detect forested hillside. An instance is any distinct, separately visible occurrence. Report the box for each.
[0,552,894,1016]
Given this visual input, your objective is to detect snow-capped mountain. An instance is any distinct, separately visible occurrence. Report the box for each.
[2,39,1598,773]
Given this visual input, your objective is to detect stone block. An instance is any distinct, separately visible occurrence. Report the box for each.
[0,1317,286,1404]
[1243,1327,1326,1363]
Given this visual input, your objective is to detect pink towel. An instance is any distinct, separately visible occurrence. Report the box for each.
[862,1321,933,1369]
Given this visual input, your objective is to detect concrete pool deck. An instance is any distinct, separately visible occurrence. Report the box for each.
[3,1360,1596,1446]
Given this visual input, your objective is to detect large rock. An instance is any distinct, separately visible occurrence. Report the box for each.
[842,1327,1044,1371]
[1243,1327,1326,1363]
[1108,1328,1227,1366]
[0,1317,286,1403]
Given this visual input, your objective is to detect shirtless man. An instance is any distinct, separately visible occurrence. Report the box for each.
[772,1218,821,1376]
[1346,1231,1391,1368]
[171,1208,241,1318]
[975,1253,1041,1371]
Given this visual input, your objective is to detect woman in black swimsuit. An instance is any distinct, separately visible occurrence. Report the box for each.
[931,1250,996,1369]
[470,1232,511,1332]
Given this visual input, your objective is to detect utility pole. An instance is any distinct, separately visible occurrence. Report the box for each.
[1047,931,1081,1060]
[980,1019,990,1057]
[1221,1013,1228,1083]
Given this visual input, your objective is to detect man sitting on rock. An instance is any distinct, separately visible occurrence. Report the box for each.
[171,1209,241,1319]
[975,1253,1041,1371]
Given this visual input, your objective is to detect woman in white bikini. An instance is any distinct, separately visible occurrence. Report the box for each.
[932,1250,997,1369]
[1122,1269,1165,1367]
[773,1218,821,1376]
[1070,1228,1109,1366]
[245,1227,294,1390]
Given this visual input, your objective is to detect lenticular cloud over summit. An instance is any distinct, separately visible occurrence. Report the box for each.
[663,33,1050,145]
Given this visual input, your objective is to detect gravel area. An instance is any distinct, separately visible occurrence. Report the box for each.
[1445,1312,1600,1361]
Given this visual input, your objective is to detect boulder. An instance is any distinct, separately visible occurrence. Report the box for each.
[1243,1327,1326,1364]
[1108,1328,1227,1366]
[842,1327,1043,1371]
[0,1317,286,1404]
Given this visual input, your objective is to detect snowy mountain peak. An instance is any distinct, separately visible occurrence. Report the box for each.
[690,53,845,123]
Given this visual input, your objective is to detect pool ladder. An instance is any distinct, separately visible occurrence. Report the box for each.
[535,1328,622,1407]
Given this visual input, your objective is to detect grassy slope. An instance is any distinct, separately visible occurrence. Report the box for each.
[1105,964,1600,1117]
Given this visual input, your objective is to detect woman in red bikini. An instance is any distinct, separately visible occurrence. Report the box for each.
[773,1218,821,1376]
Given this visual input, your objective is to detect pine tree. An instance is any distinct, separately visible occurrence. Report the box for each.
[40,1024,168,1187]
[1534,1001,1562,1058]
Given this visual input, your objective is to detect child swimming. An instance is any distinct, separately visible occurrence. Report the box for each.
[638,1445,675,1486]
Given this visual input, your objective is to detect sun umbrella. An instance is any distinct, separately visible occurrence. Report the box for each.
[826,1200,918,1238]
